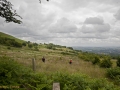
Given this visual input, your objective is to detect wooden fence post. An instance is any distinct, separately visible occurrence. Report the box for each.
[53,82,60,90]
[32,58,36,71]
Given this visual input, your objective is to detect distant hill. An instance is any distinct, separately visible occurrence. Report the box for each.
[73,46,120,56]
[0,32,25,43]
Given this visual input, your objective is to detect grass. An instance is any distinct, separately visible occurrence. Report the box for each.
[0,32,25,43]
[0,44,106,79]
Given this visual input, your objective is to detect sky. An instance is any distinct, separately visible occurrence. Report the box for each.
[0,0,120,47]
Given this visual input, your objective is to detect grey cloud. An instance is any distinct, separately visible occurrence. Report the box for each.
[1,0,120,47]
[94,24,110,32]
[114,9,120,20]
[84,17,104,24]
[81,24,110,34]
[82,16,110,34]
[49,18,77,33]
[61,0,88,11]
[60,0,120,12]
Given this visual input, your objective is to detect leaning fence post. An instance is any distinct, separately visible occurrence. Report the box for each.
[32,58,36,71]
[53,82,60,90]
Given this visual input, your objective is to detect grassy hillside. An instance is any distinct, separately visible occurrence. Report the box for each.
[0,32,25,43]
[0,32,117,78]
[0,43,114,79]
[0,32,120,89]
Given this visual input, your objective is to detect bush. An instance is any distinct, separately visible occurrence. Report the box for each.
[106,67,120,85]
[7,46,11,49]
[117,57,120,67]
[22,42,27,46]
[106,67,120,79]
[100,58,112,68]
[0,56,32,85]
[28,44,33,48]
[92,56,100,65]
[0,56,52,90]
[51,72,119,90]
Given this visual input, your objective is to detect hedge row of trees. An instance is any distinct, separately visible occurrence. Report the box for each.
[45,43,73,50]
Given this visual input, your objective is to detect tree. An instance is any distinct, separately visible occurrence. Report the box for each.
[0,0,49,24]
[0,0,22,24]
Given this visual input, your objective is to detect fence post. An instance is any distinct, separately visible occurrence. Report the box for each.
[53,82,60,90]
[32,58,36,71]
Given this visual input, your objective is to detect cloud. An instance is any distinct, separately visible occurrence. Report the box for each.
[0,0,120,47]
[49,17,77,33]
[114,9,120,20]
[84,17,104,24]
[79,16,111,40]
[82,17,110,33]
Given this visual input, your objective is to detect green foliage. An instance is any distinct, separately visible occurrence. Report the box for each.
[0,56,51,90]
[46,43,53,49]
[67,47,73,50]
[0,32,25,43]
[34,46,39,51]
[51,72,119,90]
[0,36,22,47]
[100,58,112,68]
[61,52,73,55]
[0,0,22,24]
[7,46,11,49]
[28,43,33,48]
[22,42,27,46]
[107,67,120,79]
[78,52,98,62]
[33,43,38,46]
[116,57,120,67]
[0,56,30,85]
[107,67,120,85]
[46,43,67,50]
[0,56,119,90]
[89,78,115,90]
[92,56,100,65]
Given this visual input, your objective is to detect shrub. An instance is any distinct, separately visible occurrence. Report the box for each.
[28,44,33,48]
[92,56,100,65]
[0,56,32,85]
[116,57,120,67]
[106,67,120,85]
[22,42,27,46]
[106,67,120,79]
[7,46,11,49]
[100,58,112,68]
[51,72,119,90]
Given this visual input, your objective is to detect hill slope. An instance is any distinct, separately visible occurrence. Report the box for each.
[0,32,25,43]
